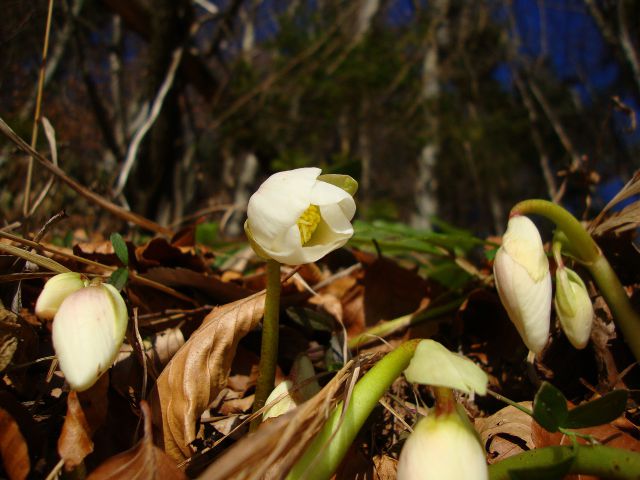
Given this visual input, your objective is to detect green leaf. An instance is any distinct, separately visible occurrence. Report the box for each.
[533,382,568,432]
[110,233,129,266]
[195,222,219,247]
[108,268,129,291]
[286,306,335,333]
[564,390,629,429]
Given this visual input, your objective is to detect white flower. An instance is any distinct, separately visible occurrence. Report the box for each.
[52,283,128,391]
[35,272,88,320]
[555,267,593,349]
[397,407,488,480]
[263,354,320,420]
[245,167,356,265]
[493,215,552,353]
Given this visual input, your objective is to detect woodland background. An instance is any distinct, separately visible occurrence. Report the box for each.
[2,0,639,235]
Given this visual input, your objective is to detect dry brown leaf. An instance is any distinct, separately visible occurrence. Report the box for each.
[152,292,265,461]
[87,401,187,480]
[58,391,94,471]
[590,170,640,232]
[592,199,640,236]
[0,407,30,480]
[372,455,398,480]
[475,402,534,464]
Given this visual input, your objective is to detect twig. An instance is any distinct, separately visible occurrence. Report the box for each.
[28,117,59,216]
[113,47,184,197]
[0,117,172,236]
[23,0,55,217]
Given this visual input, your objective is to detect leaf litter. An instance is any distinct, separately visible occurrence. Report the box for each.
[0,189,639,479]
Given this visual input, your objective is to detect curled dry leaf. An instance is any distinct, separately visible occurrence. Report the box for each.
[475,402,534,464]
[87,401,186,480]
[58,391,94,471]
[152,292,265,461]
[0,407,30,480]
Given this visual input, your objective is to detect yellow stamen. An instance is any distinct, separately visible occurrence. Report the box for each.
[297,205,321,245]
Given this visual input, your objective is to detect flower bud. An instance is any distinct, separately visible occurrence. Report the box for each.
[555,267,593,349]
[397,406,488,480]
[263,354,320,420]
[245,167,357,265]
[52,283,128,391]
[35,272,88,320]
[493,215,552,353]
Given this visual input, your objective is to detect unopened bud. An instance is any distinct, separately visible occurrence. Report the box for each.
[555,267,593,349]
[397,406,488,480]
[52,283,128,391]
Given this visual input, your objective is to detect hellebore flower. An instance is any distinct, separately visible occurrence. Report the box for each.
[51,283,128,391]
[245,167,357,265]
[494,215,552,353]
[397,406,488,480]
[35,272,88,320]
[555,267,593,349]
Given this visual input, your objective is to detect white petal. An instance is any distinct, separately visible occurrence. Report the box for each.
[319,203,353,234]
[494,248,551,353]
[502,216,549,282]
[35,272,88,320]
[247,168,320,248]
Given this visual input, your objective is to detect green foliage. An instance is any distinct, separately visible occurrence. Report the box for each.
[195,222,220,247]
[532,381,629,432]
[110,232,129,267]
[108,267,129,291]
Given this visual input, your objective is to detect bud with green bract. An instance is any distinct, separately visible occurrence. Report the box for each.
[555,266,593,349]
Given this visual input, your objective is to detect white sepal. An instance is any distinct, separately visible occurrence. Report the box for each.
[52,283,128,391]
[494,216,552,353]
[35,272,88,320]
[397,406,488,480]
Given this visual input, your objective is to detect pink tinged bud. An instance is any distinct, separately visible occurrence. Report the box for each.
[554,267,593,349]
[52,283,128,391]
[397,407,488,480]
[493,216,552,353]
[35,272,88,320]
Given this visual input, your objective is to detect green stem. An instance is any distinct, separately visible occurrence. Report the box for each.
[287,339,421,480]
[511,199,599,263]
[489,445,640,480]
[511,199,640,363]
[251,259,282,431]
[588,255,640,361]
[347,299,463,350]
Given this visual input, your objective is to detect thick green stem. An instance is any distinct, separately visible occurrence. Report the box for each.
[489,445,640,480]
[511,199,640,363]
[287,339,421,480]
[511,199,599,263]
[251,260,282,431]
[588,255,640,361]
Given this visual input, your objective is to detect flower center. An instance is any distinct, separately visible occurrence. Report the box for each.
[297,205,321,245]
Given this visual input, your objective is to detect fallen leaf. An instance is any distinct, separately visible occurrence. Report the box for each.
[475,402,534,464]
[372,454,397,480]
[87,401,186,479]
[0,407,30,480]
[152,292,265,461]
[58,391,94,471]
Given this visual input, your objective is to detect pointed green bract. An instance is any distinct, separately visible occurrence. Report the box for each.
[404,340,488,395]
[317,174,358,196]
